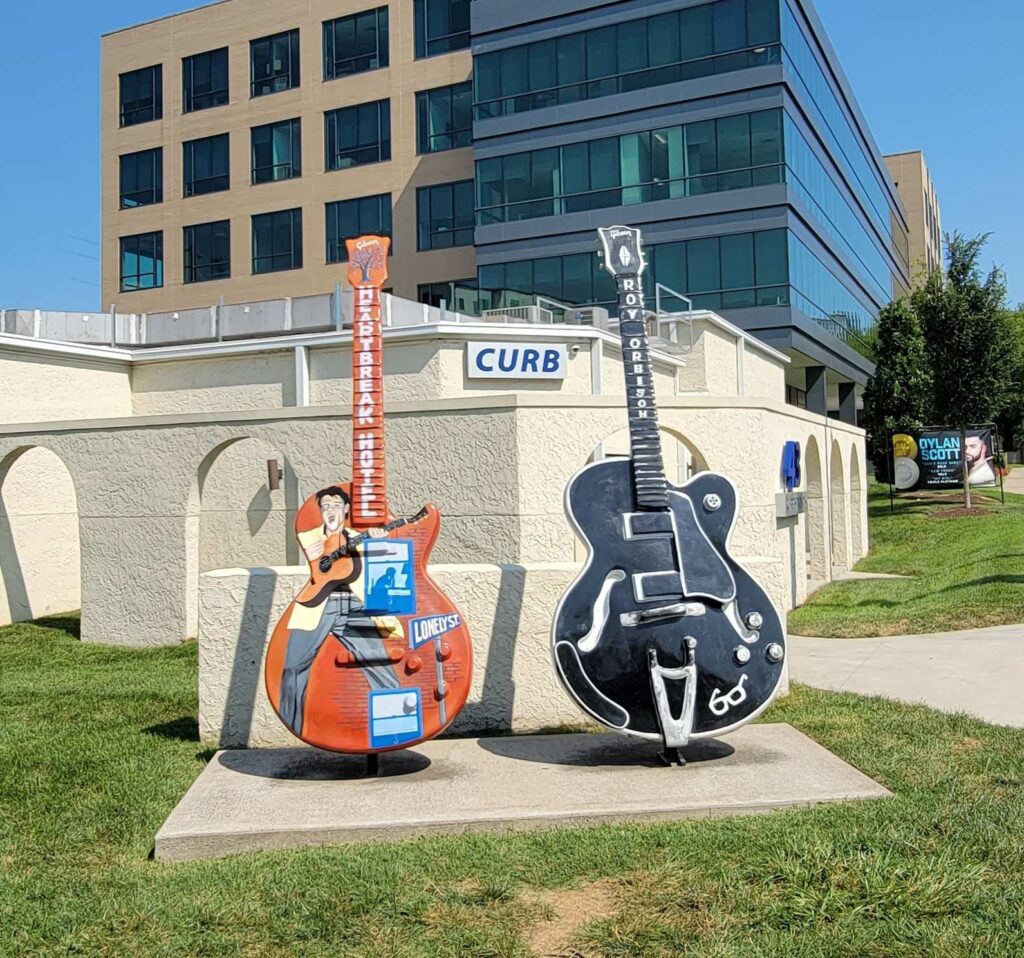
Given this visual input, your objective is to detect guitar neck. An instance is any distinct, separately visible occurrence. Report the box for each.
[350,282,388,528]
[346,514,410,550]
[614,273,669,510]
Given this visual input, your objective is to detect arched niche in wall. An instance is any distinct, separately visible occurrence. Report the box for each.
[0,446,81,627]
[803,435,827,584]
[592,424,710,483]
[184,437,298,638]
[849,444,865,565]
[829,439,849,574]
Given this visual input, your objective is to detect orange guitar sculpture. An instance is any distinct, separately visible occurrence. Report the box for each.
[265,236,473,753]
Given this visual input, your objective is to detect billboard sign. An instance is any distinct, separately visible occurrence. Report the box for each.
[892,428,998,491]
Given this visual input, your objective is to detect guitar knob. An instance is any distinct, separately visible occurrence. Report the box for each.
[406,656,423,674]
[766,643,785,663]
[734,646,751,666]
[335,649,353,667]
[437,642,452,661]
[703,493,722,512]
[434,685,448,700]
[745,612,764,631]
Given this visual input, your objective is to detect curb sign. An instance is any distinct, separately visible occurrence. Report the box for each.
[467,342,568,380]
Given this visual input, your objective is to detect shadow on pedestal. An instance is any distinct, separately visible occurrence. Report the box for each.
[478,733,734,767]
[218,747,431,781]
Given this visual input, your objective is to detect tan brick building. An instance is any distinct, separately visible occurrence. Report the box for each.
[883,150,942,284]
[101,0,475,312]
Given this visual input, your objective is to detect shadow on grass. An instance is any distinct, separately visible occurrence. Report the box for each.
[31,613,81,639]
[941,575,1024,589]
[145,717,199,742]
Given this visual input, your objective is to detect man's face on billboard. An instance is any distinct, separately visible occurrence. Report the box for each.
[965,436,987,465]
[320,494,348,533]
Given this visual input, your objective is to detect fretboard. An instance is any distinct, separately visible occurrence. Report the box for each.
[350,285,387,528]
[614,274,669,510]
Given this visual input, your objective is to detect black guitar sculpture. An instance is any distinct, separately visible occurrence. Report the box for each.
[552,225,786,764]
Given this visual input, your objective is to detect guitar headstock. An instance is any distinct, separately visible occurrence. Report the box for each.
[597,226,646,278]
[345,235,391,289]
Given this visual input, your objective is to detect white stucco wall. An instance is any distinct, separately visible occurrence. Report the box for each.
[131,352,295,415]
[0,347,132,423]
[0,395,864,648]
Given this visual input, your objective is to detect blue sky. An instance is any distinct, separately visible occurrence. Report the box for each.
[0,0,1021,311]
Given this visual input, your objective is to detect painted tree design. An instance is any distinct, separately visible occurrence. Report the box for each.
[351,243,386,284]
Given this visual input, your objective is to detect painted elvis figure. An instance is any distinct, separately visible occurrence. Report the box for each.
[277,486,402,736]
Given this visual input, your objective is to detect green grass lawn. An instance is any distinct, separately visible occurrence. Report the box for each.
[788,484,1024,638]
[4,616,1024,957]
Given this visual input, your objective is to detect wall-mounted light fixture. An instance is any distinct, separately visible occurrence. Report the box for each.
[267,459,283,491]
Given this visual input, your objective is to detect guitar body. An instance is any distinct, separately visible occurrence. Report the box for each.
[553,460,785,740]
[265,482,473,754]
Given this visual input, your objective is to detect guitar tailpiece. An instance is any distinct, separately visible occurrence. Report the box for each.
[648,638,698,755]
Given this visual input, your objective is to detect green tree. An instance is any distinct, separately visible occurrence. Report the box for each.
[862,300,932,482]
[995,307,1024,454]
[914,233,1015,507]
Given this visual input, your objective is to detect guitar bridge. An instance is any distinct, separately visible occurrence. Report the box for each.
[620,602,706,627]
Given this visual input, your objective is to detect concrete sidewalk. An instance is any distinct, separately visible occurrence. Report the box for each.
[789,624,1024,727]
[1004,468,1024,496]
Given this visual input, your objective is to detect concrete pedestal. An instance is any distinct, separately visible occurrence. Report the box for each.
[155,724,889,861]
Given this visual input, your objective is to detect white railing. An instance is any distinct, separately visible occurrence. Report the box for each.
[480,305,555,325]
[0,286,480,349]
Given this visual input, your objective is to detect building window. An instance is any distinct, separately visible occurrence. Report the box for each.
[324,100,391,171]
[119,148,163,209]
[417,181,474,251]
[183,133,230,197]
[252,208,303,273]
[119,232,163,291]
[251,29,300,97]
[183,47,229,112]
[323,8,389,80]
[326,194,392,263]
[119,64,162,127]
[476,110,784,225]
[416,82,472,154]
[418,279,479,313]
[476,229,790,312]
[473,0,780,119]
[251,118,301,184]
[785,384,807,409]
[414,0,470,58]
[184,220,231,283]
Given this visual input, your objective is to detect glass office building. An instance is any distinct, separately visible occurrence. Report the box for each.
[470,0,910,417]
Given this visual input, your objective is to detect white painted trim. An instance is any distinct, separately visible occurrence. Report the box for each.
[0,392,868,438]
[0,334,133,365]
[0,321,688,372]
[293,345,310,408]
